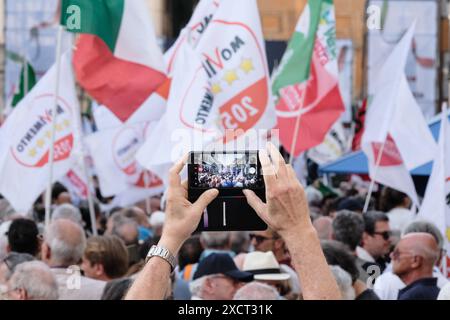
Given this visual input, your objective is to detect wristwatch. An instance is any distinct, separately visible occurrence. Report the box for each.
[145,245,176,272]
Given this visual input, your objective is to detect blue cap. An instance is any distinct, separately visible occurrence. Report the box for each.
[193,253,254,282]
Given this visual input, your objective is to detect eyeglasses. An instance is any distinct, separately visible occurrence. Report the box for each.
[391,249,414,260]
[373,231,391,241]
[249,234,277,244]
[2,257,14,272]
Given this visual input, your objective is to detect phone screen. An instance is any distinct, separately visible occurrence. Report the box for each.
[190,151,263,189]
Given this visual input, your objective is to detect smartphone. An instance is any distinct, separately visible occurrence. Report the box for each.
[188,151,267,232]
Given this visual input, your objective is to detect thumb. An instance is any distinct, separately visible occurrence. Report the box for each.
[243,189,267,218]
[191,189,219,215]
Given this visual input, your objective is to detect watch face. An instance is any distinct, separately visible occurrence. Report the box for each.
[146,245,176,271]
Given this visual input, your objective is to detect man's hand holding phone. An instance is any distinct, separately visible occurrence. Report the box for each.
[159,155,219,255]
[127,144,341,300]
[242,143,311,240]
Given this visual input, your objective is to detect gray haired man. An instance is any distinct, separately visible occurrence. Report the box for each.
[0,252,35,287]
[5,261,58,300]
[41,219,105,300]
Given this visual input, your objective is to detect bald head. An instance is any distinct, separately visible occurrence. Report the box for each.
[43,219,86,267]
[400,233,439,265]
[392,232,439,283]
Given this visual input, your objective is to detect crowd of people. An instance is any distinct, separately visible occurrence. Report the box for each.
[0,145,449,300]
[196,163,258,188]
[197,172,256,188]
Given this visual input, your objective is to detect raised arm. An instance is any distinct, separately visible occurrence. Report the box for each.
[243,143,341,300]
[124,156,218,300]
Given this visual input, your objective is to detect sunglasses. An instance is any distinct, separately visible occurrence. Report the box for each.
[373,231,391,241]
[249,234,277,244]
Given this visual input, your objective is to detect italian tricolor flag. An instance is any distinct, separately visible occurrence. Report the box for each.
[61,0,167,122]
[272,0,345,157]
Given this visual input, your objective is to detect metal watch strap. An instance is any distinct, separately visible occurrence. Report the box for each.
[145,245,176,272]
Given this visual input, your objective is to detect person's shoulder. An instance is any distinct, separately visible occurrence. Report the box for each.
[398,278,440,300]
[81,275,106,286]
[356,289,380,300]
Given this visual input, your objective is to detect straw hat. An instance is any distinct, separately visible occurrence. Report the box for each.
[243,251,290,281]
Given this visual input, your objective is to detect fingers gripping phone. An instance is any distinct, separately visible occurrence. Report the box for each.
[188,151,267,232]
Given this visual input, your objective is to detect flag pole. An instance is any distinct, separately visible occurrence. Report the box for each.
[143,171,151,215]
[363,139,387,213]
[79,137,99,236]
[23,48,29,97]
[68,34,98,236]
[288,86,308,165]
[44,26,64,228]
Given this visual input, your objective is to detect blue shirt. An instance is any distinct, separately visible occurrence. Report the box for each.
[397,277,440,300]
[138,226,153,242]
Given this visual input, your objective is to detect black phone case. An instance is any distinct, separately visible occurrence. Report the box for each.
[188,189,267,232]
[188,151,267,232]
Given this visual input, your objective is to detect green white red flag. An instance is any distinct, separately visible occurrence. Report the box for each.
[61,0,166,122]
[272,0,345,157]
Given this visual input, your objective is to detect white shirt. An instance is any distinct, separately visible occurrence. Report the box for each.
[387,207,415,233]
[438,282,450,300]
[51,268,106,300]
[356,246,375,263]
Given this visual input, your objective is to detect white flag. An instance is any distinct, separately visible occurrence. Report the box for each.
[59,157,91,203]
[136,42,218,185]
[417,105,450,276]
[165,0,221,75]
[361,23,436,205]
[137,0,276,182]
[0,53,81,213]
[84,122,164,198]
[104,187,163,210]
[198,0,276,139]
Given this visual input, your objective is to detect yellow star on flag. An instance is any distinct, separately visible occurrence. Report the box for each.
[63,119,71,128]
[446,227,450,242]
[211,83,222,95]
[36,139,45,148]
[240,58,254,74]
[28,148,37,158]
[223,70,238,86]
[55,124,63,132]
[45,130,52,139]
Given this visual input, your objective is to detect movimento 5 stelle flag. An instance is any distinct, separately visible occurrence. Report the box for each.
[137,0,276,183]
[0,52,81,213]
